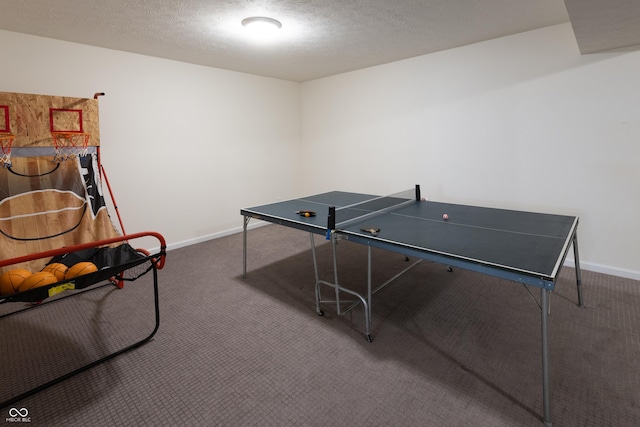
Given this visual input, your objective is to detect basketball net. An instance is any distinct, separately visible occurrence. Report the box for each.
[51,132,90,162]
[0,134,14,167]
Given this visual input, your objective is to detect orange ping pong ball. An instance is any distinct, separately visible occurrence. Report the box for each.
[442,213,449,220]
[305,212,310,217]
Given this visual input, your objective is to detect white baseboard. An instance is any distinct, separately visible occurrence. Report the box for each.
[150,221,269,253]
[564,258,640,282]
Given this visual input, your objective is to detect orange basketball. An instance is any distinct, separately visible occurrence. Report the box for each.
[0,269,32,295]
[42,262,69,281]
[65,262,98,280]
[18,271,58,292]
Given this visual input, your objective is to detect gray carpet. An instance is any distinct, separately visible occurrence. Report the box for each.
[1,224,639,426]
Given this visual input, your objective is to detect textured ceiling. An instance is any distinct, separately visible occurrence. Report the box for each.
[0,1,638,82]
[564,0,640,53]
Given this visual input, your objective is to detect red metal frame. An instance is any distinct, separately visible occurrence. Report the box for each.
[0,231,166,409]
[49,108,84,133]
[100,164,127,236]
[0,105,9,133]
[0,231,165,270]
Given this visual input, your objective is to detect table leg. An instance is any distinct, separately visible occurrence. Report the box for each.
[330,231,342,315]
[242,216,249,279]
[572,233,584,308]
[367,247,373,325]
[310,232,324,316]
[541,288,552,427]
[324,231,372,342]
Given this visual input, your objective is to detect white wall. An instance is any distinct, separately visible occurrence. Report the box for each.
[0,30,302,249]
[1,24,638,280]
[301,23,640,280]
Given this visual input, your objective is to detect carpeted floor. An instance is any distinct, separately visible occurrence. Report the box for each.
[1,224,639,426]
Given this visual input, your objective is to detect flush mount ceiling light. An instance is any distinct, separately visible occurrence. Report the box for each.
[241,16,283,31]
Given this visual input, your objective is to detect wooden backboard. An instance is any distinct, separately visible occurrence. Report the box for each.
[0,92,100,148]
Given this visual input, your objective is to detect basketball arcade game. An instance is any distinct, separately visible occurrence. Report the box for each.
[0,91,167,408]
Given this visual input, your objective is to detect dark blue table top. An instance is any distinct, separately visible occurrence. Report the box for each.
[242,191,578,281]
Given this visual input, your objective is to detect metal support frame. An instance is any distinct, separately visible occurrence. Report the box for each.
[0,262,160,408]
[312,231,373,341]
[241,212,584,427]
[310,231,423,343]
[1,265,160,409]
[541,288,552,427]
[310,230,583,426]
[573,233,584,307]
[0,232,165,409]
[243,216,250,279]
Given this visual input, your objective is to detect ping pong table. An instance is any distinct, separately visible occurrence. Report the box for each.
[241,185,582,427]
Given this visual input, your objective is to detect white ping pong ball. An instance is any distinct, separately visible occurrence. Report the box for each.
[443,213,449,220]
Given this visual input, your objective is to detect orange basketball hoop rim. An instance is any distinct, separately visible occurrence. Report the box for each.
[51,131,90,162]
[0,133,14,167]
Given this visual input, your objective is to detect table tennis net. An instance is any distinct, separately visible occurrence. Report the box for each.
[332,188,416,229]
